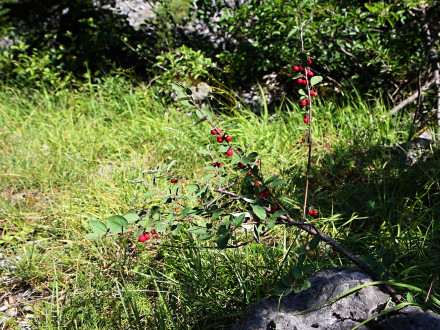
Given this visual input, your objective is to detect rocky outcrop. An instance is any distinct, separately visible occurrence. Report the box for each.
[232,267,440,330]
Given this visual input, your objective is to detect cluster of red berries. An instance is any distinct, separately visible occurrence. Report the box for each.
[138,229,156,242]
[211,129,233,156]
[212,162,223,167]
[304,115,310,123]
[309,209,319,217]
[300,99,311,107]
[259,189,270,198]
[171,178,178,183]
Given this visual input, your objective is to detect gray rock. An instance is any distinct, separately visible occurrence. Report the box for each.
[232,267,440,329]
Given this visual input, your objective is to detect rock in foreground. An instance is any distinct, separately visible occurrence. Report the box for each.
[232,267,440,330]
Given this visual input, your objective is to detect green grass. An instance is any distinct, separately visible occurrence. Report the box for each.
[0,78,439,328]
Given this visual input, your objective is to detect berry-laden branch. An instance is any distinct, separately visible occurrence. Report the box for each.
[85,32,403,303]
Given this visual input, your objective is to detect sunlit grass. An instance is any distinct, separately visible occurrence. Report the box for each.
[0,78,438,328]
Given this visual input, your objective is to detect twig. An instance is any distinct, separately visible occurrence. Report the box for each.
[388,76,437,116]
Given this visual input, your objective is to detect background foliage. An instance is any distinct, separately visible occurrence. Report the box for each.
[1,0,440,328]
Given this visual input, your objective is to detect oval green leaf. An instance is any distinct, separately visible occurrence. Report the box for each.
[310,76,323,86]
[187,184,199,193]
[89,220,108,235]
[216,234,229,249]
[107,215,128,233]
[84,233,100,239]
[271,178,286,188]
[252,205,266,220]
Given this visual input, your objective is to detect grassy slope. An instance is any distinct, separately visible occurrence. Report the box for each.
[0,79,439,328]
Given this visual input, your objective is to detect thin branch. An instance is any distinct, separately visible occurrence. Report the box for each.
[388,76,437,116]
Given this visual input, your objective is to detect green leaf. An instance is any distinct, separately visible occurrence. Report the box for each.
[303,280,311,290]
[216,234,229,249]
[247,152,258,160]
[291,267,302,279]
[123,212,140,223]
[310,76,323,86]
[188,227,207,235]
[252,205,266,220]
[171,224,182,235]
[194,115,207,125]
[200,234,214,241]
[298,89,306,96]
[142,191,158,198]
[107,215,128,233]
[239,156,250,165]
[233,214,246,227]
[150,206,160,218]
[264,175,280,185]
[212,209,224,221]
[271,210,287,219]
[170,82,185,93]
[281,276,292,287]
[243,198,257,204]
[187,184,199,193]
[166,213,174,222]
[267,218,276,228]
[89,220,108,235]
[271,178,286,188]
[84,233,100,239]
[155,222,170,233]
[201,174,215,183]
[181,207,193,218]
[308,236,320,250]
[217,224,228,235]
[218,145,229,153]
[198,147,210,155]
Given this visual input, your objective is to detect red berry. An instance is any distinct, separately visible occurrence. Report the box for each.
[309,209,314,215]
[247,171,252,176]
[297,78,304,85]
[293,65,299,71]
[289,276,295,281]
[307,71,314,77]
[299,65,304,72]
[302,80,308,85]
[302,136,306,142]
[264,190,270,196]
[217,162,223,167]
[304,117,309,123]
[306,99,310,105]
[270,205,278,214]
[238,162,245,168]
[138,235,146,242]
[307,59,312,65]
[171,178,177,183]
[257,161,260,166]
[212,162,217,167]
[217,136,223,143]
[254,182,261,187]
[144,233,151,240]
[225,135,232,142]
[211,129,219,135]
[151,230,156,234]
[226,149,233,156]
[313,210,319,217]
[310,90,317,96]
[301,100,307,106]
